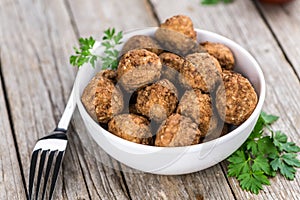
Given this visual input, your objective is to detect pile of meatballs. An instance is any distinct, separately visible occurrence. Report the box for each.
[81,15,258,147]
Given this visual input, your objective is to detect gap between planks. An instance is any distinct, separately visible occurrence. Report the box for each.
[147,0,239,199]
[63,0,80,39]
[63,0,134,198]
[0,49,28,198]
[146,0,161,23]
[252,0,300,83]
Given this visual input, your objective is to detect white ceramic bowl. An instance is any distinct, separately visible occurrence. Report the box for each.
[75,27,265,175]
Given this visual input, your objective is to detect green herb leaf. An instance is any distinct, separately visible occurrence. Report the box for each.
[281,142,300,153]
[272,131,300,153]
[274,131,287,144]
[252,155,273,176]
[246,139,259,155]
[227,111,300,194]
[282,153,300,167]
[261,111,279,125]
[251,115,265,137]
[201,0,219,5]
[238,171,270,194]
[227,150,250,177]
[257,136,277,155]
[201,0,233,5]
[100,28,123,70]
[70,36,97,68]
[70,28,123,69]
[270,156,297,180]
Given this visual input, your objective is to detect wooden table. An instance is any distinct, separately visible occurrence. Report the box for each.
[1,0,299,199]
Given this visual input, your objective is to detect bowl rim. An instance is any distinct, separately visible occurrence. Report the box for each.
[75,27,266,153]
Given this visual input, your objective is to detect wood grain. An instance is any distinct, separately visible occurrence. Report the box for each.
[121,165,234,200]
[68,0,236,199]
[66,0,163,199]
[0,0,128,199]
[66,0,158,38]
[257,0,300,78]
[149,0,300,199]
[0,0,300,199]
[0,71,26,199]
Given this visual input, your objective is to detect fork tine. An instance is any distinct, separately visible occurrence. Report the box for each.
[48,151,64,200]
[28,150,40,200]
[41,151,56,200]
[35,150,48,200]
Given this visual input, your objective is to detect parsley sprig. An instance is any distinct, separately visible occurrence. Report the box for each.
[70,37,97,68]
[201,0,233,5]
[227,112,300,194]
[70,28,123,69]
[101,28,123,69]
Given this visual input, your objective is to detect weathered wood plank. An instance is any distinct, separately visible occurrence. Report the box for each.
[0,72,26,199]
[0,0,88,199]
[257,0,300,79]
[1,0,299,199]
[149,0,300,199]
[68,0,236,199]
[122,165,234,200]
[66,109,130,200]
[0,0,129,199]
[66,0,165,199]
[66,0,158,38]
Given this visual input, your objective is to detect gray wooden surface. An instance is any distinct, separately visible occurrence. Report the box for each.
[0,0,299,199]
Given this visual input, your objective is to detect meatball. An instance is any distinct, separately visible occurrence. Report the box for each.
[136,79,178,122]
[160,15,197,40]
[200,41,235,70]
[177,90,213,136]
[216,70,258,125]
[155,114,202,147]
[108,114,152,145]
[155,15,199,55]
[81,70,124,123]
[117,49,162,92]
[179,53,222,93]
[121,35,163,55]
[159,52,185,82]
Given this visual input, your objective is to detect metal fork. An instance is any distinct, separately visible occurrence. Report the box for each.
[28,87,76,200]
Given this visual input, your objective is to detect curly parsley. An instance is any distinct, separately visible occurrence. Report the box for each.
[227,112,300,194]
[70,28,123,69]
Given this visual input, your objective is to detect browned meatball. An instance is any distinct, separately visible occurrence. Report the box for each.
[136,79,178,122]
[161,15,197,40]
[108,114,152,145]
[177,90,212,136]
[117,49,162,92]
[179,53,222,93]
[155,114,202,147]
[155,15,199,55]
[216,70,258,125]
[159,52,185,81]
[160,15,197,40]
[200,41,235,70]
[121,35,163,55]
[81,70,124,123]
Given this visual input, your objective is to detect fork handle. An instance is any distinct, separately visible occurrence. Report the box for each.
[57,86,76,131]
